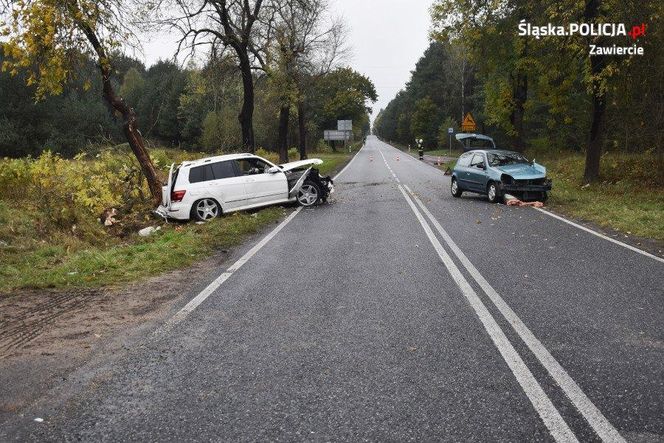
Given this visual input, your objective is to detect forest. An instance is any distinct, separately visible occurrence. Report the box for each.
[374,0,663,183]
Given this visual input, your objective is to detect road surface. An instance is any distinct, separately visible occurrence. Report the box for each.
[3,137,663,441]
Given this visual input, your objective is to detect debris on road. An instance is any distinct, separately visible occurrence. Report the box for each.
[504,194,545,208]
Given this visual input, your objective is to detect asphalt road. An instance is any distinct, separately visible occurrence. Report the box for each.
[3,136,663,442]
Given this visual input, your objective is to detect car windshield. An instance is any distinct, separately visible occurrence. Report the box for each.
[487,152,530,167]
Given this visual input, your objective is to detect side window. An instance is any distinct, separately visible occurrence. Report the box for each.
[189,165,214,183]
[237,158,271,175]
[470,154,485,168]
[211,161,237,180]
[457,153,471,167]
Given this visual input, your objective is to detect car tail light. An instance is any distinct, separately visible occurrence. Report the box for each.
[171,190,186,202]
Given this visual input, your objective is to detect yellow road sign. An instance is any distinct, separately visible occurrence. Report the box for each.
[461,113,477,132]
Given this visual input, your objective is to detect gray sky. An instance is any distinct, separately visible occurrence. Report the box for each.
[141,0,434,123]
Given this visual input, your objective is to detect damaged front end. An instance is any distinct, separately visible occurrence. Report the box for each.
[286,167,334,202]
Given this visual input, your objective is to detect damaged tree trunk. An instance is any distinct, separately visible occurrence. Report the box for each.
[79,23,161,204]
[298,101,307,160]
[277,104,290,163]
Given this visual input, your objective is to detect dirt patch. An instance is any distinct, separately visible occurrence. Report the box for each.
[0,245,241,423]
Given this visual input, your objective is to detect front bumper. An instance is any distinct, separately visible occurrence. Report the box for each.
[501,180,552,193]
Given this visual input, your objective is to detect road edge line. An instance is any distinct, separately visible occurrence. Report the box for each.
[533,207,664,264]
[405,185,625,443]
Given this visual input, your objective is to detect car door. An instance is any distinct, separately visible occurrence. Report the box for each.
[455,153,473,189]
[236,158,288,206]
[189,161,247,211]
[467,153,488,191]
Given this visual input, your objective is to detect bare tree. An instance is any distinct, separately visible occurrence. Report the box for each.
[154,0,271,152]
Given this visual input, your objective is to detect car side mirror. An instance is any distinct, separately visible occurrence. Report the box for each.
[267,166,281,174]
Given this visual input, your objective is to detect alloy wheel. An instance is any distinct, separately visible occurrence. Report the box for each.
[196,199,219,220]
[298,184,319,206]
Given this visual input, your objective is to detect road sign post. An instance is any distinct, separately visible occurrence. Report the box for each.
[448,127,453,156]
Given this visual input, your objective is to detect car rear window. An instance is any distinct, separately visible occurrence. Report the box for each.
[190,161,239,183]
[189,165,214,183]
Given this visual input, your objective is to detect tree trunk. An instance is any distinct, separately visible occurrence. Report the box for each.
[584,61,606,183]
[277,105,290,163]
[79,23,162,204]
[298,101,307,160]
[238,53,256,152]
[583,0,605,183]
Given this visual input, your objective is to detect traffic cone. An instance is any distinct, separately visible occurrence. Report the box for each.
[396,155,400,162]
[437,156,442,165]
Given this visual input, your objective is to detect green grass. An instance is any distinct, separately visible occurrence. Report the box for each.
[0,207,285,292]
[533,151,664,241]
[424,149,458,158]
[315,151,355,176]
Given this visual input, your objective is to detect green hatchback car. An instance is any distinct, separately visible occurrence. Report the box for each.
[451,150,552,203]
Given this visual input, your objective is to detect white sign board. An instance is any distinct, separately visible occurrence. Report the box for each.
[448,127,454,134]
[337,120,352,131]
[324,130,351,141]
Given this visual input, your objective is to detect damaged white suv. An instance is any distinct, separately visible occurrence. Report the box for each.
[156,154,334,221]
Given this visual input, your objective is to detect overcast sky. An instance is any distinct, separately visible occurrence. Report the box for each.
[141,0,434,123]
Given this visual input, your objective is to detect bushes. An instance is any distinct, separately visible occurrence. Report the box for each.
[0,150,158,241]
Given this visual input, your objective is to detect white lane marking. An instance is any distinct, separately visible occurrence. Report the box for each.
[379,149,578,442]
[160,207,303,331]
[158,146,365,332]
[533,207,664,264]
[404,185,626,443]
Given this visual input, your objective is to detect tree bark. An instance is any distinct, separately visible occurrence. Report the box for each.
[277,104,290,163]
[238,53,256,152]
[583,58,606,183]
[79,22,162,204]
[297,101,307,160]
[583,0,606,183]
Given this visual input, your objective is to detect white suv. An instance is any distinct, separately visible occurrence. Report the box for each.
[156,153,334,221]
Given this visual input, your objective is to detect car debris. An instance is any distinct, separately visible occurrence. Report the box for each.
[504,194,545,208]
[139,226,161,237]
[99,208,118,226]
[155,153,334,222]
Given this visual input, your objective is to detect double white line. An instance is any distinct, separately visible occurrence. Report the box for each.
[378,147,624,443]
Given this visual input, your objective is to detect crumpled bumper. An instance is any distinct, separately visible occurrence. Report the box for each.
[501,180,552,193]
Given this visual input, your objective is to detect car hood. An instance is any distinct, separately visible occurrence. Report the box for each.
[494,163,546,179]
[279,158,323,172]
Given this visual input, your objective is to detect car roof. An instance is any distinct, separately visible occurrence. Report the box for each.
[181,153,257,168]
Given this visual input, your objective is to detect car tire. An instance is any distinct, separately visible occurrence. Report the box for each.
[487,182,502,204]
[451,178,463,198]
[297,180,322,207]
[191,198,221,221]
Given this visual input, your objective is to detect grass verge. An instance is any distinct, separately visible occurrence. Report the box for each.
[535,151,664,242]
[0,206,285,292]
